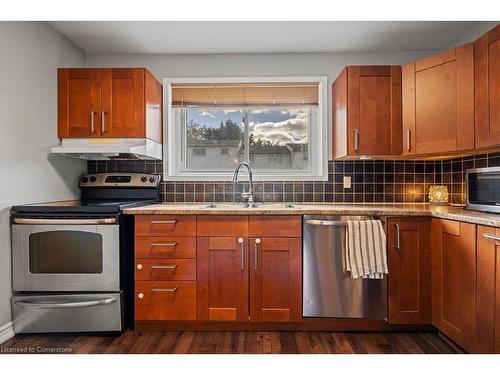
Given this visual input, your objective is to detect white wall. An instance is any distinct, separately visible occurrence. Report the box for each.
[87,49,438,160]
[0,22,86,327]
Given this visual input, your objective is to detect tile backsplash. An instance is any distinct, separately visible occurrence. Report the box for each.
[87,152,500,205]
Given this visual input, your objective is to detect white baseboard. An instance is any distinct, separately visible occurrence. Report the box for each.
[0,321,15,344]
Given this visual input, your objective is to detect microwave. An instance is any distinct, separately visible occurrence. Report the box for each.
[466,166,500,213]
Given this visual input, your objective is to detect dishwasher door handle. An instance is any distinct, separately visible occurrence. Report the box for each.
[305,219,347,226]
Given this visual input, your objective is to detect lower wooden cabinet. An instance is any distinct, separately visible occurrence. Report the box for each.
[249,238,302,321]
[196,236,249,321]
[475,225,500,353]
[196,216,302,322]
[196,236,302,322]
[387,218,431,324]
[431,219,476,352]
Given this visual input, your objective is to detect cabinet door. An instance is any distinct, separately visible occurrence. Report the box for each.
[249,237,302,321]
[58,68,101,138]
[101,68,145,138]
[476,225,500,353]
[431,219,476,351]
[387,218,431,324]
[411,44,474,154]
[475,25,500,149]
[402,63,416,155]
[197,236,249,321]
[347,66,402,155]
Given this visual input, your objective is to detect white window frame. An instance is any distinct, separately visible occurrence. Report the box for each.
[163,76,328,181]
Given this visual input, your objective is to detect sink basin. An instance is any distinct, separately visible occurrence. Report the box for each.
[198,203,301,209]
[199,204,218,209]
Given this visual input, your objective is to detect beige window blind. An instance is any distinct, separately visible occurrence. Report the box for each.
[171,83,319,106]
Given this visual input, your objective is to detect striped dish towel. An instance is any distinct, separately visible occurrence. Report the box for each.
[345,220,388,279]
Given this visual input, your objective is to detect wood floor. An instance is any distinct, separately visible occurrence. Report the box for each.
[1,330,456,354]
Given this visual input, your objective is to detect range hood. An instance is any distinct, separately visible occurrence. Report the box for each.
[51,138,162,160]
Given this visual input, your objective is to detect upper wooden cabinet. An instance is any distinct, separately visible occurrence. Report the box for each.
[402,44,474,156]
[475,24,500,150]
[57,69,101,138]
[58,68,162,142]
[387,218,431,325]
[332,66,402,159]
[431,219,476,352]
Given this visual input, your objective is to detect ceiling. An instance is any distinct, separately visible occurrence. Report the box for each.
[50,21,479,55]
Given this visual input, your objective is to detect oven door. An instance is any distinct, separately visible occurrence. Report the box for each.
[12,218,120,292]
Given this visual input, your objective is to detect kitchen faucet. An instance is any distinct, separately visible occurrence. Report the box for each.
[232,162,256,207]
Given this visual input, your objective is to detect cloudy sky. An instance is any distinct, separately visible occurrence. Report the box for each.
[188,107,310,145]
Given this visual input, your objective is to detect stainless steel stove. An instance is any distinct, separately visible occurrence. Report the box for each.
[10,173,160,333]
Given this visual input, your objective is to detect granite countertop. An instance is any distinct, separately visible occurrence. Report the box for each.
[123,203,500,228]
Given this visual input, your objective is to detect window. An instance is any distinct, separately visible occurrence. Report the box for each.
[165,77,327,181]
[192,147,206,156]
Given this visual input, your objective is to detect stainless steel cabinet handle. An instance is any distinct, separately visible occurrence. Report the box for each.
[90,111,95,134]
[151,264,178,270]
[13,217,116,225]
[238,237,244,270]
[406,128,411,151]
[254,238,261,270]
[101,111,106,134]
[354,129,359,151]
[305,219,384,227]
[151,287,178,293]
[394,224,400,249]
[15,297,116,309]
[305,219,347,226]
[151,242,177,247]
[151,220,177,224]
[483,233,500,241]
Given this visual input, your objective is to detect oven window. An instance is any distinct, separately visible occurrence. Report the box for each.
[29,231,103,273]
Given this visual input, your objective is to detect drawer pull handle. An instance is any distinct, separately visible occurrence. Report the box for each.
[136,264,143,270]
[151,220,177,224]
[90,111,96,134]
[394,224,401,250]
[137,293,144,299]
[151,287,178,293]
[483,233,500,241]
[151,242,177,247]
[354,128,359,151]
[238,237,244,270]
[101,111,107,134]
[151,264,178,270]
[254,238,261,271]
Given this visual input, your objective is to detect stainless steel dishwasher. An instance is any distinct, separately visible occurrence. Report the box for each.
[303,215,387,319]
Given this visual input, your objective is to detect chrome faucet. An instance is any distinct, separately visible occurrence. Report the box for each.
[232,162,256,207]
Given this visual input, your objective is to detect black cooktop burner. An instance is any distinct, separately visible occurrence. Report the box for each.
[11,199,157,215]
[11,173,160,217]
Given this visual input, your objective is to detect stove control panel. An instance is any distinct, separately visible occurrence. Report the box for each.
[80,173,160,188]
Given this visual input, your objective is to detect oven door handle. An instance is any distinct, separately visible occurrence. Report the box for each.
[15,297,117,309]
[12,218,117,225]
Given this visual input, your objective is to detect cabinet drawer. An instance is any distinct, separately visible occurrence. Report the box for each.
[135,236,196,259]
[197,215,248,236]
[135,281,196,321]
[249,216,302,237]
[135,259,196,281]
[135,215,196,236]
